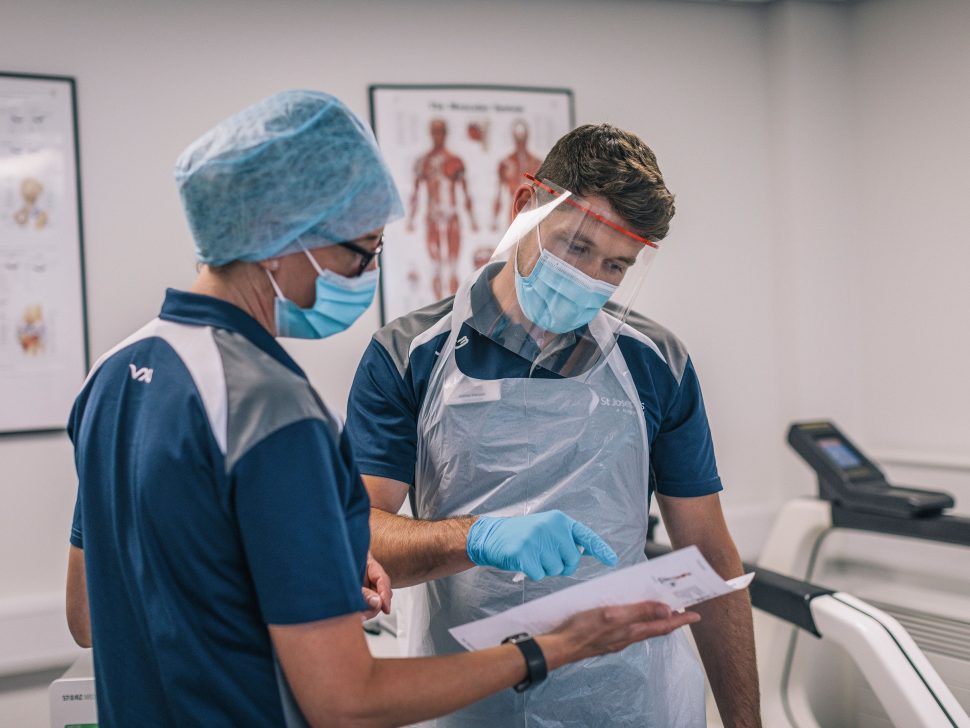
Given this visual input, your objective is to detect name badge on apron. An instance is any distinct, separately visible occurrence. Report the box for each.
[443,377,502,406]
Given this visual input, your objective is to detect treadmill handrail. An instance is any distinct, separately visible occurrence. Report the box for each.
[810,593,970,728]
[831,504,970,548]
[646,540,970,727]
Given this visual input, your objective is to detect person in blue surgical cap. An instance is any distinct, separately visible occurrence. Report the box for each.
[64,90,697,727]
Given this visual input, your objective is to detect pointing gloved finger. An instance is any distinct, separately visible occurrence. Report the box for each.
[571,521,618,566]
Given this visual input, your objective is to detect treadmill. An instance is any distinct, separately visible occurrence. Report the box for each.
[756,421,969,727]
[647,420,970,727]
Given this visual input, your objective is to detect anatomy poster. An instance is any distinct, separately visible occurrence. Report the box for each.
[0,73,87,434]
[370,85,573,323]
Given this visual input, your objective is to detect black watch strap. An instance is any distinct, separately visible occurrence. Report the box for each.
[502,633,548,692]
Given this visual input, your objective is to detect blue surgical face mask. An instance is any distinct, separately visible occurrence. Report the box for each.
[267,248,379,339]
[514,246,617,334]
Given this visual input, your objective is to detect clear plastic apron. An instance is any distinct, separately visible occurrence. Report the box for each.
[406,268,706,727]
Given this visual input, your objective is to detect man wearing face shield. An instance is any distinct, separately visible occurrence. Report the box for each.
[346,124,761,727]
[64,95,697,727]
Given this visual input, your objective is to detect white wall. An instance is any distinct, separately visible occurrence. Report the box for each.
[756,0,970,516]
[758,0,970,513]
[852,0,970,488]
[766,0,859,462]
[2,0,969,723]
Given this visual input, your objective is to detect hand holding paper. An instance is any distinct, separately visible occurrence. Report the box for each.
[451,545,753,650]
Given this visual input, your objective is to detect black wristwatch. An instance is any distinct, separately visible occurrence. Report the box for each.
[502,633,548,692]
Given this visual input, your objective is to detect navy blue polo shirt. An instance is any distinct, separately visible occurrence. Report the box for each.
[69,289,369,727]
[346,266,722,501]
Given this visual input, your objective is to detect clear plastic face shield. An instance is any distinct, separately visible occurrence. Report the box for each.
[470,174,659,378]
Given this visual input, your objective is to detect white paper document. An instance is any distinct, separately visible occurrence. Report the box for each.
[449,545,755,651]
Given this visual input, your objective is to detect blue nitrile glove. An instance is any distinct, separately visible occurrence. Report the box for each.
[466,510,619,581]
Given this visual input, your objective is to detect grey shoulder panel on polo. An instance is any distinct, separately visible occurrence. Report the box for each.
[373,295,455,377]
[213,328,338,473]
[609,303,691,385]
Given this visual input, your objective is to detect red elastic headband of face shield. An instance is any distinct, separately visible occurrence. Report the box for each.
[524,173,659,250]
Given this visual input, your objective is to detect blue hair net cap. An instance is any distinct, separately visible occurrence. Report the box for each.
[175,90,403,265]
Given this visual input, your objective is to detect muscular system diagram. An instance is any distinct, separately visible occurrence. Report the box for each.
[492,119,543,231]
[407,119,478,299]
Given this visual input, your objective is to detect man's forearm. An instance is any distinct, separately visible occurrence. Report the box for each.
[369,508,477,587]
[689,544,762,728]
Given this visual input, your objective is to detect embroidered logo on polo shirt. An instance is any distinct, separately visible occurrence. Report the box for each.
[129,364,154,383]
[455,336,469,350]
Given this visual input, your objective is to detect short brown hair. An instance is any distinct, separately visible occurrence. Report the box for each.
[534,124,675,241]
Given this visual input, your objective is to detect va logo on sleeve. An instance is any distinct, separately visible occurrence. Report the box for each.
[129,364,154,383]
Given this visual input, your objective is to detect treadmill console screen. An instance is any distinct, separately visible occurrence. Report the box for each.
[817,436,862,469]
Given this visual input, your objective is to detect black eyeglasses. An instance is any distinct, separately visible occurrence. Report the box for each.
[338,235,384,277]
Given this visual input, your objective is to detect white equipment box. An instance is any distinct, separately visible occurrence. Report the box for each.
[49,650,96,728]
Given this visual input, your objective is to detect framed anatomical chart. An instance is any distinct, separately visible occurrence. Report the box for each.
[0,72,89,435]
[369,84,574,324]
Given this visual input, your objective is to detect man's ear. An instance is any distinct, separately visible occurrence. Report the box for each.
[258,258,281,272]
[511,184,536,216]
